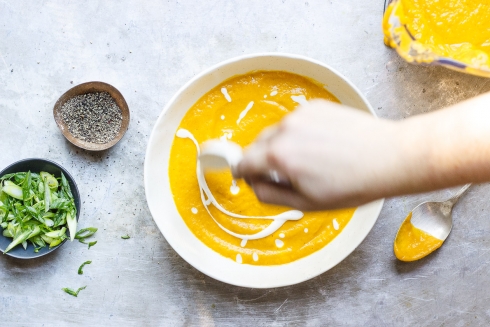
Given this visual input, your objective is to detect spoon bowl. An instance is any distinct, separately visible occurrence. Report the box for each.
[394,184,471,261]
[199,139,243,173]
[410,184,471,241]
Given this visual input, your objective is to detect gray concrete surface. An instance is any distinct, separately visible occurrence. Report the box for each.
[2,1,490,326]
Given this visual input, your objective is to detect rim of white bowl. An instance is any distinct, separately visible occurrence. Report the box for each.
[145,52,384,288]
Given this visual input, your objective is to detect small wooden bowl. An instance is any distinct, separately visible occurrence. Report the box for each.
[53,81,130,151]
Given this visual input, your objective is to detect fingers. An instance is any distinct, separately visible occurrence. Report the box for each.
[256,125,278,143]
[234,125,279,180]
[250,180,314,211]
[234,141,270,180]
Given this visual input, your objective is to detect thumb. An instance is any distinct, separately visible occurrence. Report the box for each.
[251,180,313,211]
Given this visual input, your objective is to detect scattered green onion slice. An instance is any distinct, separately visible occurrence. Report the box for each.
[62,286,87,297]
[78,261,92,275]
[79,238,97,249]
[121,234,130,239]
[75,227,98,249]
[87,240,97,249]
[75,227,97,240]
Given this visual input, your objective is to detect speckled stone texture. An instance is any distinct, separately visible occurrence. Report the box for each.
[1,1,490,326]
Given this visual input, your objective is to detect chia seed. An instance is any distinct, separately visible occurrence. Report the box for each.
[60,92,123,144]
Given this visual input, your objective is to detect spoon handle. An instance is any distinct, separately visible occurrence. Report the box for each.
[448,183,471,205]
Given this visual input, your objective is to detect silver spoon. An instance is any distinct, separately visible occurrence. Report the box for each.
[199,139,290,185]
[199,139,243,174]
[408,183,471,241]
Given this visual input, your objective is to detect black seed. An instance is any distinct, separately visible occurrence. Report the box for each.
[60,92,123,144]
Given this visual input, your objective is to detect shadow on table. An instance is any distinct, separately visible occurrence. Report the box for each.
[0,247,61,272]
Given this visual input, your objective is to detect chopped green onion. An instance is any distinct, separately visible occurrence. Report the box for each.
[0,170,78,253]
[75,227,97,240]
[61,173,73,199]
[43,176,50,213]
[2,184,23,200]
[4,230,31,253]
[78,261,92,275]
[22,171,31,201]
[40,172,58,190]
[66,210,76,241]
[44,227,66,238]
[79,239,97,249]
[49,238,62,248]
[62,286,87,297]
[41,234,54,244]
[44,218,54,227]
[121,234,130,239]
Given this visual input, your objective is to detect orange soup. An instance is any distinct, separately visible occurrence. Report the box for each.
[168,71,356,265]
[394,213,443,261]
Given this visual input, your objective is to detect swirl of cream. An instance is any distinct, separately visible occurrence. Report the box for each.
[176,128,304,240]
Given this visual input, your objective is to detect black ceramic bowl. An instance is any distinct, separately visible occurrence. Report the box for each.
[0,159,81,259]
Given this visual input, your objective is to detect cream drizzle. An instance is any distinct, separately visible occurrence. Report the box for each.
[291,95,308,106]
[263,100,288,112]
[236,101,254,125]
[275,239,284,248]
[270,90,278,96]
[253,253,259,261]
[236,254,242,264]
[221,87,232,102]
[240,239,247,247]
[220,132,233,141]
[176,128,304,241]
[230,180,240,195]
[333,218,339,230]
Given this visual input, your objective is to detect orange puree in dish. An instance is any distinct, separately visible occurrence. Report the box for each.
[384,0,490,68]
[394,213,443,262]
[168,71,356,265]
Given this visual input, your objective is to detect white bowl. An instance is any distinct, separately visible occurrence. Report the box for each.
[145,53,384,288]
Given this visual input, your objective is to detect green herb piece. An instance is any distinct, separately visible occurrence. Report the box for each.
[87,240,97,249]
[44,227,66,238]
[22,171,31,201]
[78,238,97,249]
[2,184,23,200]
[49,238,62,248]
[78,261,92,275]
[66,211,76,241]
[4,225,41,253]
[5,230,31,253]
[61,173,73,199]
[40,172,58,190]
[62,286,87,297]
[121,234,130,239]
[43,175,50,212]
[75,227,97,240]
[75,227,97,249]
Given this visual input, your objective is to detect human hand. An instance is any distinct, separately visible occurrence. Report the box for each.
[234,100,403,210]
